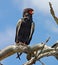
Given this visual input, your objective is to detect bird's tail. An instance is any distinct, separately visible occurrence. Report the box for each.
[51,41,58,60]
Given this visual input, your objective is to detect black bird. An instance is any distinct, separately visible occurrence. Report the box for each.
[15,8,35,59]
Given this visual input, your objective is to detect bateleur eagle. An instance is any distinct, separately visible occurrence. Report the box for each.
[15,8,35,59]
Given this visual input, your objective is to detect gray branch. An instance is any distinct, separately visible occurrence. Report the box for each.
[0,42,58,65]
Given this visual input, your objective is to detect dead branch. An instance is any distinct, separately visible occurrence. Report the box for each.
[0,41,58,65]
[49,2,58,24]
[24,45,58,65]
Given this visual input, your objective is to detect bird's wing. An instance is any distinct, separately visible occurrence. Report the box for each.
[28,22,35,43]
[15,19,22,43]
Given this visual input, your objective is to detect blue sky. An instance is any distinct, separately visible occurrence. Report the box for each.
[0,0,58,65]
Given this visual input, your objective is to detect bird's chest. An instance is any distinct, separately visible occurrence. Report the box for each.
[20,21,31,33]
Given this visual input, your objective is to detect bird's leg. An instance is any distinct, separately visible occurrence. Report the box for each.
[16,42,27,60]
[16,52,22,60]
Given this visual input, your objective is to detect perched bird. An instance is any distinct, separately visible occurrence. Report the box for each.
[52,41,58,60]
[15,8,35,59]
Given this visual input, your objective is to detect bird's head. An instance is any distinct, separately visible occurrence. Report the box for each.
[23,8,34,18]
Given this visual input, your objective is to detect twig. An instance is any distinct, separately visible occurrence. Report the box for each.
[38,37,50,55]
[39,60,45,65]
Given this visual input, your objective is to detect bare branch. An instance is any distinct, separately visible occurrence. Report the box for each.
[0,43,31,61]
[0,43,47,61]
[49,2,58,24]
[24,46,58,65]
[0,42,58,65]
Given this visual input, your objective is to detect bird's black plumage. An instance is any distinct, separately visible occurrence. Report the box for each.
[15,8,35,45]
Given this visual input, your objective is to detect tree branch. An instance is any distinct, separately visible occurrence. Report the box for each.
[0,42,58,65]
[24,46,58,65]
[0,43,31,61]
[49,2,58,24]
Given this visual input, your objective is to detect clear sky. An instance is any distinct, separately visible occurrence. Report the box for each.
[0,0,58,65]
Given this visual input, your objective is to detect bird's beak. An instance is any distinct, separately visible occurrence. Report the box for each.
[32,11,34,14]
